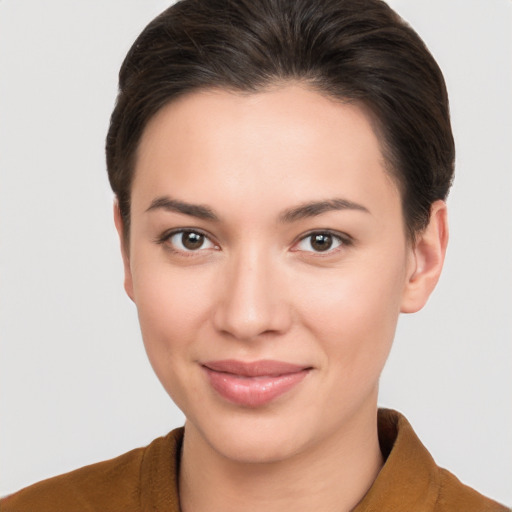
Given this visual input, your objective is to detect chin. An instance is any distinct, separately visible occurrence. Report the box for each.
[187,405,323,465]
[211,430,307,464]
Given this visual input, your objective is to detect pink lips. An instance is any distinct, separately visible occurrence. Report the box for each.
[202,359,311,407]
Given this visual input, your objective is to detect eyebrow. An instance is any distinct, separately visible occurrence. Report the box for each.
[146,196,219,221]
[279,198,370,222]
[146,196,369,223]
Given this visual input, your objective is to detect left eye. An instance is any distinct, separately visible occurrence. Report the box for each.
[295,232,344,253]
[168,230,216,252]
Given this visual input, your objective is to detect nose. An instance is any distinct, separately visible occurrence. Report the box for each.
[212,248,292,341]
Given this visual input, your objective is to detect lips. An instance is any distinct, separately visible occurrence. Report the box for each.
[202,359,311,407]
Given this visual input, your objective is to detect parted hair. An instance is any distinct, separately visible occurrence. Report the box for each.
[106,0,454,240]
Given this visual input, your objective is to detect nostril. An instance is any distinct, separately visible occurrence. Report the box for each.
[212,257,292,340]
[212,296,292,341]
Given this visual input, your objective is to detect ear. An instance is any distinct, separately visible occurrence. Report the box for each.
[113,202,135,301]
[401,200,449,314]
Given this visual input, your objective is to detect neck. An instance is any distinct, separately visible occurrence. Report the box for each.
[179,403,383,512]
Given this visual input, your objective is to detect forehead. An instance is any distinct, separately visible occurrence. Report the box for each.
[132,85,401,221]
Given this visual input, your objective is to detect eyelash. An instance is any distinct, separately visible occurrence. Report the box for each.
[292,230,353,255]
[155,229,353,255]
[155,228,219,255]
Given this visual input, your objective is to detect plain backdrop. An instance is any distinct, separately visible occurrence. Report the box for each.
[1,0,511,505]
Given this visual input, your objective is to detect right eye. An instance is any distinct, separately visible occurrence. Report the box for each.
[164,230,217,253]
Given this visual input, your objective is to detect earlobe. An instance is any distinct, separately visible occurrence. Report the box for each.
[401,200,449,313]
[113,202,135,302]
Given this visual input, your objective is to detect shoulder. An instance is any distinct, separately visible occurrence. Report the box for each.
[0,428,183,512]
[363,409,509,512]
[0,447,145,512]
[435,468,509,512]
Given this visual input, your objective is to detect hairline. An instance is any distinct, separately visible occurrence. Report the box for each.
[120,80,413,246]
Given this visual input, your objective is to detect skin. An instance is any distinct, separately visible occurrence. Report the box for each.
[115,84,448,512]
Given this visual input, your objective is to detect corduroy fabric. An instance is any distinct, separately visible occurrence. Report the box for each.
[2,409,508,511]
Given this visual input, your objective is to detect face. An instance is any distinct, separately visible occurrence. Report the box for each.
[120,85,433,463]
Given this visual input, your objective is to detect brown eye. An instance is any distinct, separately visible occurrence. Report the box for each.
[311,233,333,251]
[295,231,345,253]
[167,230,216,252]
[182,232,204,250]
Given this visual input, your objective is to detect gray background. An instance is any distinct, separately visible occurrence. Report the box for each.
[1,0,511,504]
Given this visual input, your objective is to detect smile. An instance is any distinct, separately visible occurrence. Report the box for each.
[202,359,311,408]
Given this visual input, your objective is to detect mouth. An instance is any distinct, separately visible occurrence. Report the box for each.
[201,359,312,408]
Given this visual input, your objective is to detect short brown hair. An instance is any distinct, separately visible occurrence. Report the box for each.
[106,0,454,240]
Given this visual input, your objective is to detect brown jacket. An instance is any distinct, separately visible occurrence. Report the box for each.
[2,409,508,511]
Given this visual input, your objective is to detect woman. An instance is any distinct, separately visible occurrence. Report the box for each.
[1,0,509,510]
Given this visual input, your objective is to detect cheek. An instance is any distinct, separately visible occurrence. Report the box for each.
[132,253,210,332]
[130,257,214,382]
[130,265,216,415]
[300,256,407,374]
